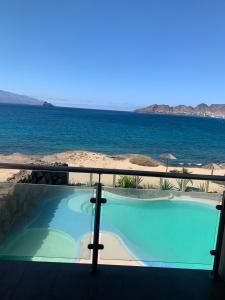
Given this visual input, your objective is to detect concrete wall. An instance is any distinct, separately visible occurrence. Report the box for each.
[0,183,71,242]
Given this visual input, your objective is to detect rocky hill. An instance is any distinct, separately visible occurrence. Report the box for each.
[0,90,53,106]
[42,101,54,107]
[135,103,225,118]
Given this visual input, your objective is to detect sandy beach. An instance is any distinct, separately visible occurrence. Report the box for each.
[0,151,225,193]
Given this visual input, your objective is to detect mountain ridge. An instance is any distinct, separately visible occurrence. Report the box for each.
[0,90,43,105]
[135,103,225,118]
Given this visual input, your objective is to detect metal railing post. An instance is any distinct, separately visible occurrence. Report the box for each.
[89,173,93,186]
[159,177,163,190]
[135,176,139,189]
[113,174,116,187]
[211,191,225,279]
[88,174,106,273]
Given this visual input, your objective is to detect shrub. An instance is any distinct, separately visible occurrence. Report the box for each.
[129,155,160,167]
[117,176,142,188]
[198,182,207,192]
[169,169,180,173]
[161,179,174,190]
[175,167,193,191]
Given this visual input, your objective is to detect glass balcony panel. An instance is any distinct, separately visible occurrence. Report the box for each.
[100,176,222,270]
[0,182,94,263]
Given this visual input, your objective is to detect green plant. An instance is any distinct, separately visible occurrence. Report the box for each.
[129,155,160,167]
[198,182,207,192]
[175,167,193,191]
[161,179,175,190]
[176,179,183,191]
[117,176,142,188]
[169,169,180,173]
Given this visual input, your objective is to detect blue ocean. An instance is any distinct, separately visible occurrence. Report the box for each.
[0,104,225,165]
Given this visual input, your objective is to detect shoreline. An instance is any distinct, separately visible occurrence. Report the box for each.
[0,150,224,167]
[0,150,225,194]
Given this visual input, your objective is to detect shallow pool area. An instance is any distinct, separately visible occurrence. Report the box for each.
[0,188,94,262]
[100,191,220,269]
[0,188,220,269]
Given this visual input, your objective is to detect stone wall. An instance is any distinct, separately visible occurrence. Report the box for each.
[7,162,69,185]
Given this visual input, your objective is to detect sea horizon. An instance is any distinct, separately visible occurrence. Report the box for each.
[1,103,225,166]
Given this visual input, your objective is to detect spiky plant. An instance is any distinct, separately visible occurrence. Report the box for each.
[117,176,142,188]
[176,167,193,191]
[161,179,175,190]
[198,182,207,192]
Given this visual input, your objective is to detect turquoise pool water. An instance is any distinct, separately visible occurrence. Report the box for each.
[0,189,94,262]
[101,192,220,269]
[0,189,220,269]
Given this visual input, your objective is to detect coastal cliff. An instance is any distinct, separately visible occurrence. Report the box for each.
[0,90,42,105]
[135,103,225,118]
[0,90,54,107]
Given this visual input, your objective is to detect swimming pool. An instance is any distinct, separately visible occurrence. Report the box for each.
[0,188,220,270]
[100,191,220,269]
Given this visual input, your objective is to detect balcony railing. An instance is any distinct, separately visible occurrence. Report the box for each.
[0,163,224,279]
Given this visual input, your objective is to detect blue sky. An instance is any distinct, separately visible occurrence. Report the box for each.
[0,0,225,110]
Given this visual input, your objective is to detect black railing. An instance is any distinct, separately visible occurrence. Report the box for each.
[211,192,225,279]
[88,178,106,273]
[0,162,225,278]
[1,162,225,181]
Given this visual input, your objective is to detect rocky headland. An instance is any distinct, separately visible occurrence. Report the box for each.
[135,103,225,118]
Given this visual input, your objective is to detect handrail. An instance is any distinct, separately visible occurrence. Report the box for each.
[0,162,225,181]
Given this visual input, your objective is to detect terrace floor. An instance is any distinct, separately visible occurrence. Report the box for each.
[0,261,225,300]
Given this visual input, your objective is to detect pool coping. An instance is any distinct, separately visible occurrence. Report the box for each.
[103,190,221,206]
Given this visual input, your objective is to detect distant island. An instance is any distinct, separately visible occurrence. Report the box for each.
[42,101,54,107]
[135,103,225,118]
[0,90,53,107]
